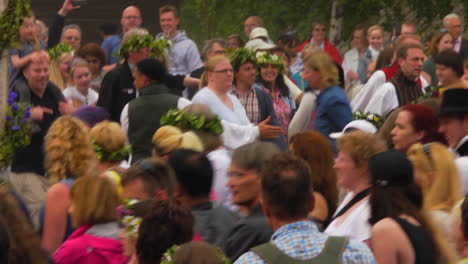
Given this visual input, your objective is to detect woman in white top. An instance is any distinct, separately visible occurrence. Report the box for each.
[192,55,250,125]
[342,25,368,85]
[63,60,99,107]
[324,130,387,243]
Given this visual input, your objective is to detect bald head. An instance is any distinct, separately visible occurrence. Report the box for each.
[244,16,263,37]
[121,6,143,34]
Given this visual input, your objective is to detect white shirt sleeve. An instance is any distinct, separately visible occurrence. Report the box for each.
[351,70,386,112]
[220,120,259,151]
[284,74,302,101]
[120,103,129,136]
[177,97,191,109]
[288,92,316,140]
[364,82,398,116]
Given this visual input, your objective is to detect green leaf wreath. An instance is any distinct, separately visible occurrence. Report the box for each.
[92,140,131,163]
[0,0,31,56]
[160,108,224,136]
[229,47,256,71]
[118,35,171,59]
[48,43,74,61]
[0,92,32,169]
[255,51,284,73]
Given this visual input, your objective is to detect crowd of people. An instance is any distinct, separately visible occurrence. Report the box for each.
[3,0,468,263]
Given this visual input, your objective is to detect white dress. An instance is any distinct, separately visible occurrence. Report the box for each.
[325,192,371,242]
[207,148,236,211]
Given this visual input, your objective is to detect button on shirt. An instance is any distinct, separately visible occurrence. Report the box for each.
[234,221,376,264]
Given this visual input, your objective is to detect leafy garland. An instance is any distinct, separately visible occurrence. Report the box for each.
[92,140,131,163]
[118,35,171,59]
[48,43,74,61]
[0,92,32,169]
[255,51,284,73]
[160,109,224,136]
[229,48,256,71]
[352,111,384,129]
[116,199,142,237]
[0,0,31,56]
[161,245,231,264]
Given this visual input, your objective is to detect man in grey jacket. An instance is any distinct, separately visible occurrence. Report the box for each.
[155,5,202,76]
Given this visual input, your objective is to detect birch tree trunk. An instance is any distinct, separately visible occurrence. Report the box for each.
[0,0,8,134]
[329,0,344,52]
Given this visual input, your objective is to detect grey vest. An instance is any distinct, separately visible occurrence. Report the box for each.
[128,84,179,163]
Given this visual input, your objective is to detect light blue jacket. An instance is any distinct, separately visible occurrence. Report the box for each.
[155,30,203,75]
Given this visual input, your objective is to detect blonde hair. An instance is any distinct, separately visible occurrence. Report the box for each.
[407,143,462,212]
[90,121,128,163]
[70,176,121,227]
[200,55,229,88]
[49,52,74,90]
[303,51,339,87]
[45,116,96,183]
[367,25,384,36]
[69,60,90,81]
[152,126,204,156]
[337,131,387,169]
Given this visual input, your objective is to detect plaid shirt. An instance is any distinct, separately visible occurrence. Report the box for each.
[234,221,376,264]
[231,85,261,124]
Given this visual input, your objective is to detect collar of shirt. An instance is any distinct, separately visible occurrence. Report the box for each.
[231,84,254,97]
[456,135,468,152]
[271,221,319,241]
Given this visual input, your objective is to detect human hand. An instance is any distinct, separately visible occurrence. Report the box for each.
[258,116,284,139]
[59,100,76,115]
[58,0,80,16]
[346,70,358,81]
[31,106,53,121]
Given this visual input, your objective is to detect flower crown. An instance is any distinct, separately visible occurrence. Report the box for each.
[160,109,224,136]
[48,43,74,61]
[229,48,257,71]
[116,199,142,237]
[118,35,171,59]
[161,245,231,264]
[255,51,283,72]
[352,111,384,129]
[92,140,131,163]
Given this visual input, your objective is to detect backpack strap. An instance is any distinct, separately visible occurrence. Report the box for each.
[312,236,348,263]
[251,243,293,264]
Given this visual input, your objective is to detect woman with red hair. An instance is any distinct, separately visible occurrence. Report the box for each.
[391,104,446,152]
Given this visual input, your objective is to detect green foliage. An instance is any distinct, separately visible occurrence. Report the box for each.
[229,47,256,71]
[0,0,31,56]
[352,111,384,129]
[92,140,131,163]
[180,0,464,48]
[0,92,32,169]
[160,108,224,136]
[48,43,74,61]
[118,35,171,59]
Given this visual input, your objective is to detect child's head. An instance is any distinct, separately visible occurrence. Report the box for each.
[19,12,36,42]
[70,60,91,91]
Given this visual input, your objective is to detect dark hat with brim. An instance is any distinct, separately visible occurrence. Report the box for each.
[370,150,414,187]
[438,88,468,117]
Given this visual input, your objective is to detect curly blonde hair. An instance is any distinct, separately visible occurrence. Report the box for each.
[45,116,96,183]
[337,130,387,169]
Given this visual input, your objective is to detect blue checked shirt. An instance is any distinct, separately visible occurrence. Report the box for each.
[234,221,375,264]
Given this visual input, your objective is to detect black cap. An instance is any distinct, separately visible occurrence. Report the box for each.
[370,150,414,187]
[438,88,468,117]
[136,58,167,83]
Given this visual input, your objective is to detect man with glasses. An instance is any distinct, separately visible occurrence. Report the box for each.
[101,6,143,65]
[297,21,342,64]
[443,13,468,60]
[60,24,82,51]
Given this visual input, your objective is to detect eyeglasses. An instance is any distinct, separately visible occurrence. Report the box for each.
[124,16,141,20]
[212,68,234,74]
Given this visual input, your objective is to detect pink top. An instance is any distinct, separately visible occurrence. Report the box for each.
[54,225,129,264]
